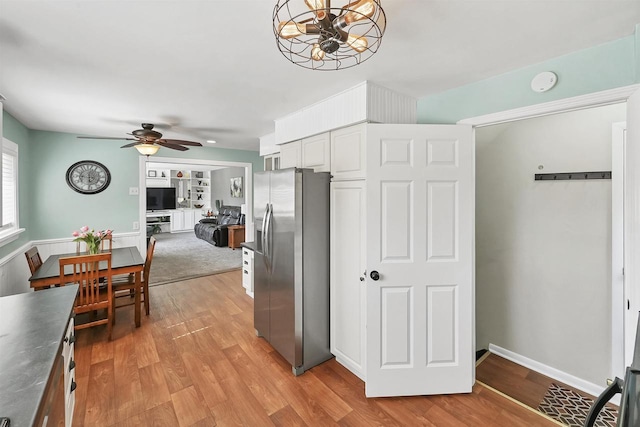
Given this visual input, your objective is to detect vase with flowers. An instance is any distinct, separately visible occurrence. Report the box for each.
[72,226,113,254]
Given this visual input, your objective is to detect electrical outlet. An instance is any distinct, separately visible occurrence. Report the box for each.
[129,187,139,195]
[133,221,139,230]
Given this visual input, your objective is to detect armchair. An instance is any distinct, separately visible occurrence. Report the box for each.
[194,206,245,247]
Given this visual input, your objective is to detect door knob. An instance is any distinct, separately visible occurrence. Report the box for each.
[370,271,380,281]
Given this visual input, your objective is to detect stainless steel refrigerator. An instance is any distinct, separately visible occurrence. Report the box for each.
[254,168,331,375]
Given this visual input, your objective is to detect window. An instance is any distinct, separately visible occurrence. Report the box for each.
[0,138,22,245]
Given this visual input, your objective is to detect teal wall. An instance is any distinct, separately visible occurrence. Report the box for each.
[418,34,638,124]
[1,109,262,258]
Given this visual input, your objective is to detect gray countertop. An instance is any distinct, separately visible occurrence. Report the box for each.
[0,285,78,426]
[240,241,256,252]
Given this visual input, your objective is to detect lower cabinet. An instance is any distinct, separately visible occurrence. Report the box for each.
[330,180,367,380]
[170,209,197,232]
[242,247,254,298]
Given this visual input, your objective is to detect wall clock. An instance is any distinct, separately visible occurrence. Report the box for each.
[65,160,111,194]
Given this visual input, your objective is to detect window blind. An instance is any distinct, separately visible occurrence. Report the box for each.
[2,146,17,229]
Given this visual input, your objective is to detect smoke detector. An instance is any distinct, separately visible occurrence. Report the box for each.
[531,72,558,93]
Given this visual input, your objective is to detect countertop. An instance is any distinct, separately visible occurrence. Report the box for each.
[241,241,256,251]
[0,285,78,426]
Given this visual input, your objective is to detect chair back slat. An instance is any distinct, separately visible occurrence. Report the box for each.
[59,253,112,309]
[25,247,43,274]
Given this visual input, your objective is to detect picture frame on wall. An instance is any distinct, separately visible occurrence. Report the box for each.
[230,176,243,198]
[148,170,157,177]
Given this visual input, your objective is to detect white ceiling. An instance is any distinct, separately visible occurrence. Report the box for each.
[1,1,639,152]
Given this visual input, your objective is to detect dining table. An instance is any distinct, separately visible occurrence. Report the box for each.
[28,246,145,327]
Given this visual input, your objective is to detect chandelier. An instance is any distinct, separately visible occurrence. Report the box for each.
[273,0,386,70]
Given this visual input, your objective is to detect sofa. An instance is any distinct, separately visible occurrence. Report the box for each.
[194,205,244,247]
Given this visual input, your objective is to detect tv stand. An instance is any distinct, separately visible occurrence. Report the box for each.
[146,211,171,234]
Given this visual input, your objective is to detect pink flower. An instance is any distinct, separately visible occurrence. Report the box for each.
[80,225,89,233]
[72,231,79,237]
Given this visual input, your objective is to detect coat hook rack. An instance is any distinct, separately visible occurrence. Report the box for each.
[534,171,611,181]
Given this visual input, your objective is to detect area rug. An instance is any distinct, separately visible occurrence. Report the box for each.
[149,231,242,286]
[537,383,617,427]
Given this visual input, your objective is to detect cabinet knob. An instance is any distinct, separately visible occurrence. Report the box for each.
[69,359,76,372]
[370,271,380,281]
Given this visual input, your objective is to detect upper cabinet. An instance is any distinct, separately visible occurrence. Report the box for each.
[301,132,330,172]
[278,132,331,172]
[279,140,301,169]
[330,124,366,181]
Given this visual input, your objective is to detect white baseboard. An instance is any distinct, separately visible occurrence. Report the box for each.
[488,343,619,405]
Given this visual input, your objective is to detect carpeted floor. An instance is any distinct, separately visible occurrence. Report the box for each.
[149,231,242,285]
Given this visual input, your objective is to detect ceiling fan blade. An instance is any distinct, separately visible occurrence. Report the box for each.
[120,142,139,148]
[158,139,202,147]
[78,136,137,141]
[156,141,188,151]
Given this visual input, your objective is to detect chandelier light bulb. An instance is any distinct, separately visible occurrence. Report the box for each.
[345,33,368,52]
[334,0,376,28]
[277,21,308,39]
[311,43,325,61]
[304,0,327,19]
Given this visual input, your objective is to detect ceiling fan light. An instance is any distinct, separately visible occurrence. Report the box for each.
[134,144,160,156]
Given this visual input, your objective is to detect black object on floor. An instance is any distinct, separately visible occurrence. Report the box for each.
[476,349,488,361]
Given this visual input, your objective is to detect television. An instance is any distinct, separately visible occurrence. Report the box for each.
[146,187,176,210]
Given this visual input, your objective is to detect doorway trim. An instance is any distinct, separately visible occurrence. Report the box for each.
[459,83,640,385]
[137,156,253,254]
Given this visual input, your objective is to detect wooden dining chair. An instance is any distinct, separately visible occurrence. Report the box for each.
[25,247,43,274]
[112,236,156,323]
[101,233,113,251]
[59,252,113,340]
[25,247,47,290]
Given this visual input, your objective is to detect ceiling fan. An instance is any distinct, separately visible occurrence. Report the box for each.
[78,123,203,155]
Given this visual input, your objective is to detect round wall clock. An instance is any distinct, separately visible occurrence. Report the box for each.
[65,160,111,194]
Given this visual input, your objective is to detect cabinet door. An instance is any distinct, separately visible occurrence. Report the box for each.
[279,140,302,169]
[331,123,366,180]
[330,180,366,380]
[184,210,196,230]
[171,211,184,232]
[302,132,330,172]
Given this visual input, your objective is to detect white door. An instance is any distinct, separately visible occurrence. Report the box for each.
[365,124,474,397]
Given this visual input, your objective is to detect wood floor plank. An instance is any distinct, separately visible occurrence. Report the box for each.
[170,385,210,427]
[270,405,307,427]
[71,270,568,427]
[113,333,145,423]
[144,401,180,427]
[139,361,172,410]
[222,344,289,416]
[84,359,116,427]
[181,351,228,408]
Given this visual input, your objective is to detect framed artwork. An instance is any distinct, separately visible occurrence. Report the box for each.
[148,170,157,177]
[230,176,243,198]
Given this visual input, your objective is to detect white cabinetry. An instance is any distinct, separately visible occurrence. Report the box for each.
[242,247,254,298]
[302,132,330,172]
[279,140,301,169]
[277,132,331,172]
[331,123,366,181]
[170,209,197,232]
[330,180,366,379]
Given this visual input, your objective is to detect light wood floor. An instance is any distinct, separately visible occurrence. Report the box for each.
[73,270,557,426]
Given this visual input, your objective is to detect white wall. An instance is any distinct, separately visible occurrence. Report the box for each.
[476,103,626,385]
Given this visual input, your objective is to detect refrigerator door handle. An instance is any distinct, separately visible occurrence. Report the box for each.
[261,203,269,270]
[265,203,273,270]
